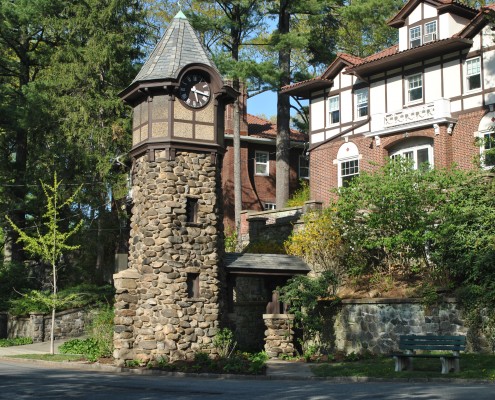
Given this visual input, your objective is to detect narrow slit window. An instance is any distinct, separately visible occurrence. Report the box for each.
[187,273,200,298]
[186,198,198,223]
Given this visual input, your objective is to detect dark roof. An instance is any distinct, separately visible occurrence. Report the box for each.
[246,114,307,142]
[132,11,219,84]
[224,253,310,275]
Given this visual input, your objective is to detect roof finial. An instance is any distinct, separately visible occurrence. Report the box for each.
[178,0,182,11]
[174,1,187,19]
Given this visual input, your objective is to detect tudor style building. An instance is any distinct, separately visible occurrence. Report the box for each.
[283,0,495,205]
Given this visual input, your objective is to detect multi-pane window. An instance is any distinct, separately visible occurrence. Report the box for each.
[424,21,437,43]
[356,89,368,118]
[263,202,276,211]
[390,142,433,170]
[407,74,423,103]
[466,57,481,91]
[340,159,359,187]
[299,155,309,179]
[410,26,421,48]
[255,151,269,176]
[483,132,495,167]
[328,95,340,124]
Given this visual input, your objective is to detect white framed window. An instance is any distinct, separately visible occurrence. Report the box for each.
[298,155,309,179]
[336,142,360,187]
[263,202,276,211]
[410,26,421,48]
[328,95,340,125]
[355,89,368,118]
[340,159,359,187]
[255,151,269,176]
[466,57,481,91]
[482,131,495,167]
[389,138,434,170]
[406,73,423,103]
[424,21,437,43]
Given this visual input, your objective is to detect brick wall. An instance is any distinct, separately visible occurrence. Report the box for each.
[310,111,485,206]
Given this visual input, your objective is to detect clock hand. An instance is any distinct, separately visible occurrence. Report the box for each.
[191,87,210,97]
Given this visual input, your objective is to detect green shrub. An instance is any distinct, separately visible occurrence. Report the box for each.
[59,306,114,362]
[8,284,114,316]
[286,179,310,207]
[0,337,33,347]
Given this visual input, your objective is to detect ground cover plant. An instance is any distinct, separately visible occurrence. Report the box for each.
[59,306,114,362]
[311,353,495,380]
[0,337,33,347]
[149,350,269,375]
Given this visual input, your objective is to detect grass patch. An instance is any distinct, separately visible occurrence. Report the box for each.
[311,354,495,380]
[8,354,85,362]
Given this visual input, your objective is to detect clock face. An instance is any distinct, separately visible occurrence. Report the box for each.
[179,73,211,109]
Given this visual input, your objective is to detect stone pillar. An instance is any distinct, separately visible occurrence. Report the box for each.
[263,314,295,358]
[29,313,45,342]
[113,268,140,365]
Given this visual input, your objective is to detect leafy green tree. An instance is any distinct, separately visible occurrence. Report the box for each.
[337,0,403,57]
[285,207,344,293]
[7,174,83,354]
[335,159,467,281]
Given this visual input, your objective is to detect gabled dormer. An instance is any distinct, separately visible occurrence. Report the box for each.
[388,0,478,51]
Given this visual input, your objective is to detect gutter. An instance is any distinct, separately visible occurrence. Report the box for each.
[224,134,307,148]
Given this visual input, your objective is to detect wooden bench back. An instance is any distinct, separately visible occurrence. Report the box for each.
[399,335,466,352]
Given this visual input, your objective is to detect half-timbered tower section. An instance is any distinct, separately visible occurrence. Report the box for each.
[283,0,495,205]
[113,11,236,366]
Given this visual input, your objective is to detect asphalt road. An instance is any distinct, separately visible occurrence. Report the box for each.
[1,359,494,400]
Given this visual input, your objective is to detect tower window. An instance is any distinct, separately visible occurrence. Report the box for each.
[187,273,200,298]
[186,198,198,223]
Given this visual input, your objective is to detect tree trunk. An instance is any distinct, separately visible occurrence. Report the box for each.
[276,0,291,209]
[233,97,242,250]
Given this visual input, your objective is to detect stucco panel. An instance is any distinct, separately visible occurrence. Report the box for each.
[341,90,353,123]
[463,94,483,110]
[424,64,442,102]
[443,59,461,99]
[370,80,386,114]
[311,97,325,131]
[386,75,403,112]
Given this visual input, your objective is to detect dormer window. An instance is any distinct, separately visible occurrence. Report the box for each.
[410,26,421,48]
[424,21,437,43]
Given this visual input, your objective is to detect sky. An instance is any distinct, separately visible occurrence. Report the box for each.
[247,90,277,119]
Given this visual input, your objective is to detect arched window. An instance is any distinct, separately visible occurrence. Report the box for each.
[477,112,495,168]
[389,137,434,170]
[336,142,360,187]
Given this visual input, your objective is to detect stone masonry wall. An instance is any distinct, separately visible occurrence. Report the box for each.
[113,150,224,366]
[2,308,90,342]
[321,298,488,355]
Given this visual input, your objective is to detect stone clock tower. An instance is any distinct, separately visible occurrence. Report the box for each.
[113,11,237,366]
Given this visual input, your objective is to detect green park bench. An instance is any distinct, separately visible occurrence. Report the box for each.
[391,335,466,374]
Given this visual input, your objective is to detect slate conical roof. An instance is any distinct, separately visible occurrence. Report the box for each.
[132,11,219,84]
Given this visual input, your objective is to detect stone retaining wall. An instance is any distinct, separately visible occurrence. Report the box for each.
[0,308,90,342]
[321,298,491,354]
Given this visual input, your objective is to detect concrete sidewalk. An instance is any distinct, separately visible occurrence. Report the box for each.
[0,339,67,356]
